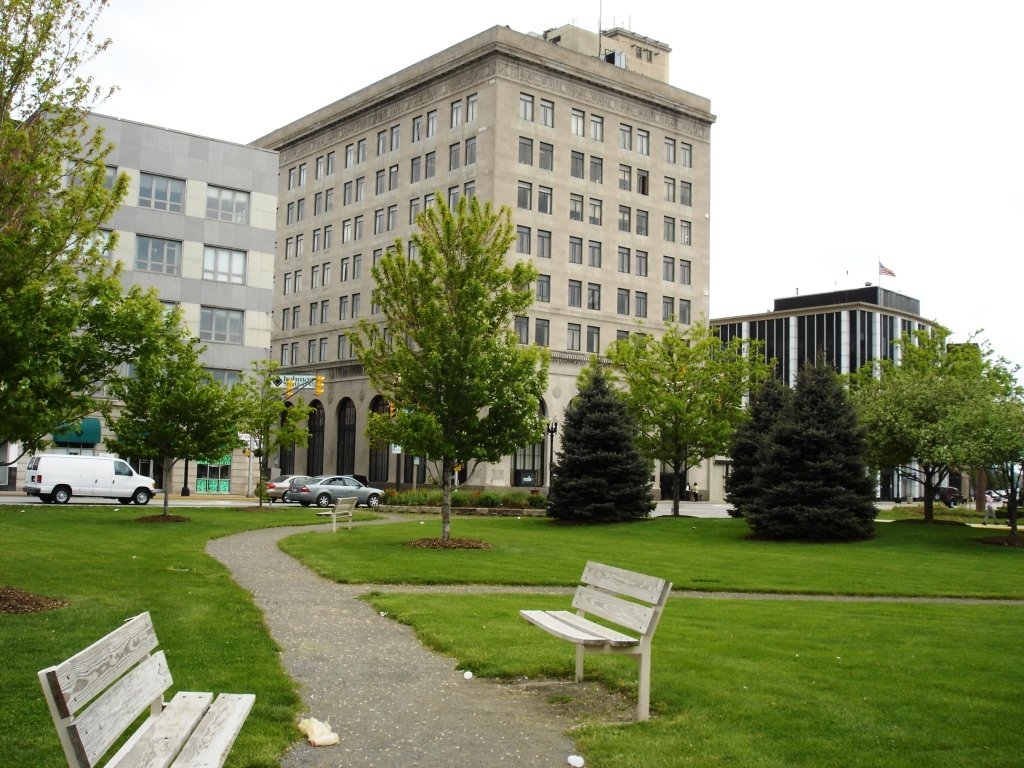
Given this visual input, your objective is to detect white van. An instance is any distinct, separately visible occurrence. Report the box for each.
[23,454,157,505]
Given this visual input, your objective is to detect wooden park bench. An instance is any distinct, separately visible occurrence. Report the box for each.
[315,495,358,532]
[38,611,254,768]
[520,561,672,720]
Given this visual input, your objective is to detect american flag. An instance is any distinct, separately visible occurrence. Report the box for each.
[878,262,896,277]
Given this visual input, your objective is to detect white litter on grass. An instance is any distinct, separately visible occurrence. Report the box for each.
[420,521,425,524]
[297,717,339,747]
[568,755,585,767]
[379,611,388,617]
[463,670,473,680]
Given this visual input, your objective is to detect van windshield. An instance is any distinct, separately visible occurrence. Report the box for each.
[114,461,133,476]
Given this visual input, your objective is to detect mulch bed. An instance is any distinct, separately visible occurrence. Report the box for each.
[0,585,67,614]
[135,514,191,523]
[404,538,492,549]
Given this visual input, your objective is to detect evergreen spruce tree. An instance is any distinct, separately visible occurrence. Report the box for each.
[547,367,653,522]
[725,375,791,517]
[745,360,876,540]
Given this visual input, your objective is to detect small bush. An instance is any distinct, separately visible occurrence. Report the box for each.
[384,488,547,509]
[527,494,547,509]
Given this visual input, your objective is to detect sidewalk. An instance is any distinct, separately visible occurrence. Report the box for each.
[206,521,578,767]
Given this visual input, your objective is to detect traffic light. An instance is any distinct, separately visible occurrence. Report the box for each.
[387,401,397,417]
[285,379,294,398]
[314,374,325,396]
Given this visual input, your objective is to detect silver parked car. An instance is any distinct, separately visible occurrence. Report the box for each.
[265,474,310,503]
[294,475,384,508]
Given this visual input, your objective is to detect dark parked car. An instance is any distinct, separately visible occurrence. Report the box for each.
[933,486,962,507]
[294,475,384,508]
[265,474,310,503]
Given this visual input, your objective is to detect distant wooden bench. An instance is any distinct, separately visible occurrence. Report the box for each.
[316,495,358,532]
[38,611,254,768]
[520,561,672,720]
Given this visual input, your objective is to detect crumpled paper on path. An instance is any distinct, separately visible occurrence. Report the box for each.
[298,717,339,746]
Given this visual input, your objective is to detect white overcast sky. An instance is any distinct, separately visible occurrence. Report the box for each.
[84,0,1023,369]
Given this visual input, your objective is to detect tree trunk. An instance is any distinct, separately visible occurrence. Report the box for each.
[440,456,453,541]
[922,468,935,523]
[671,460,684,516]
[1007,466,1019,538]
[162,457,177,517]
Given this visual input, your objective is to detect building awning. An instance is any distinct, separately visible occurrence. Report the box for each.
[53,418,102,445]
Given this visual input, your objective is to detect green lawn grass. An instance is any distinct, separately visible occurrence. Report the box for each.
[281,516,1024,598]
[0,504,324,768]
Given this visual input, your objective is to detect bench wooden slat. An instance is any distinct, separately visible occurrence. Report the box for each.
[105,691,213,768]
[572,585,656,635]
[43,612,159,717]
[71,651,174,766]
[581,561,668,604]
[171,693,256,768]
[520,610,638,646]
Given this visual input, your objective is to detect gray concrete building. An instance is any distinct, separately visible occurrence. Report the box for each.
[254,24,715,490]
[3,114,278,496]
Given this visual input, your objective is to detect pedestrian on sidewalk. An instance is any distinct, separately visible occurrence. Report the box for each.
[984,496,1000,525]
[692,481,699,502]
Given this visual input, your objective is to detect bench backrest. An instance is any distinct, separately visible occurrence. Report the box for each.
[38,612,170,768]
[572,561,672,637]
[334,496,357,512]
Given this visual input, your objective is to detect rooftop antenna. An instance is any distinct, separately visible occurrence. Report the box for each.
[597,0,602,56]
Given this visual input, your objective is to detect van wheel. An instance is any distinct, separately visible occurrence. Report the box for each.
[39,493,53,504]
[118,497,132,504]
[132,488,151,505]
[53,486,72,504]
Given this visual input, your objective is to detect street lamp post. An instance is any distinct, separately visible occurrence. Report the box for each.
[546,420,558,486]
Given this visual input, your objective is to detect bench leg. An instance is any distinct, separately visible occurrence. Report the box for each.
[575,644,585,682]
[637,650,651,721]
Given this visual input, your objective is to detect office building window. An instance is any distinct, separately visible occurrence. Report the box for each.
[664,216,676,242]
[312,229,321,253]
[447,186,459,208]
[518,136,533,165]
[662,296,675,321]
[308,339,317,362]
[322,260,332,284]
[284,237,294,261]
[451,99,462,129]
[514,315,528,344]
[635,291,648,318]
[663,256,676,282]
[391,124,400,151]
[288,167,296,189]
[588,240,602,268]
[286,201,294,224]
[617,246,630,273]
[325,187,334,211]
[536,274,551,302]
[325,151,335,175]
[387,204,397,231]
[590,156,603,183]
[206,186,249,224]
[449,143,461,171]
[617,288,630,315]
[539,142,553,171]
[571,108,585,136]
[411,156,422,183]
[353,216,363,240]
[203,247,245,284]
[637,169,649,196]
[294,234,304,257]
[637,129,650,155]
[679,299,692,325]
[357,138,367,163]
[636,209,648,236]
[409,197,421,224]
[540,99,554,127]
[517,181,532,210]
[516,225,531,254]
[338,295,348,319]
[309,301,319,326]
[567,323,581,351]
[344,181,353,205]
[200,307,243,344]
[571,151,584,179]
[635,250,648,276]
[538,186,552,214]
[374,209,384,235]
[590,114,604,141]
[465,137,476,165]
[680,181,692,206]
[467,93,478,122]
[535,318,549,347]
[377,130,387,156]
[425,152,436,178]
[355,177,365,201]
[345,144,355,168]
[464,180,475,199]
[293,268,303,291]
[296,198,305,221]
[375,169,385,195]
[619,124,632,150]
[139,173,184,213]
[298,163,307,185]
[569,193,583,221]
[537,229,551,258]
[313,192,323,216]
[587,282,601,310]
[681,220,692,246]
[351,293,361,317]
[519,93,534,121]
[588,198,602,225]
[618,205,631,232]
[389,164,399,190]
[587,325,600,353]
[680,142,692,168]
[664,177,676,202]
[569,236,583,264]
[135,235,181,274]
[664,138,676,164]
[412,115,423,142]
[619,164,631,191]
[680,259,691,285]
[568,279,582,307]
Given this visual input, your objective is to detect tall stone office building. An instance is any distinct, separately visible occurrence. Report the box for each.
[1,114,278,496]
[255,24,714,489]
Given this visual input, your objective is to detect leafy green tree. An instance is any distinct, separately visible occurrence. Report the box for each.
[607,322,771,515]
[1,0,164,460]
[745,360,876,541]
[973,356,1024,537]
[234,359,312,505]
[106,310,241,517]
[851,328,1007,522]
[726,374,790,518]
[351,194,549,541]
[547,365,653,522]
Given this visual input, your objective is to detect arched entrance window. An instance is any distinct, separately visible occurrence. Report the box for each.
[512,401,548,486]
[367,396,390,483]
[279,404,295,474]
[306,400,325,476]
[336,398,357,475]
